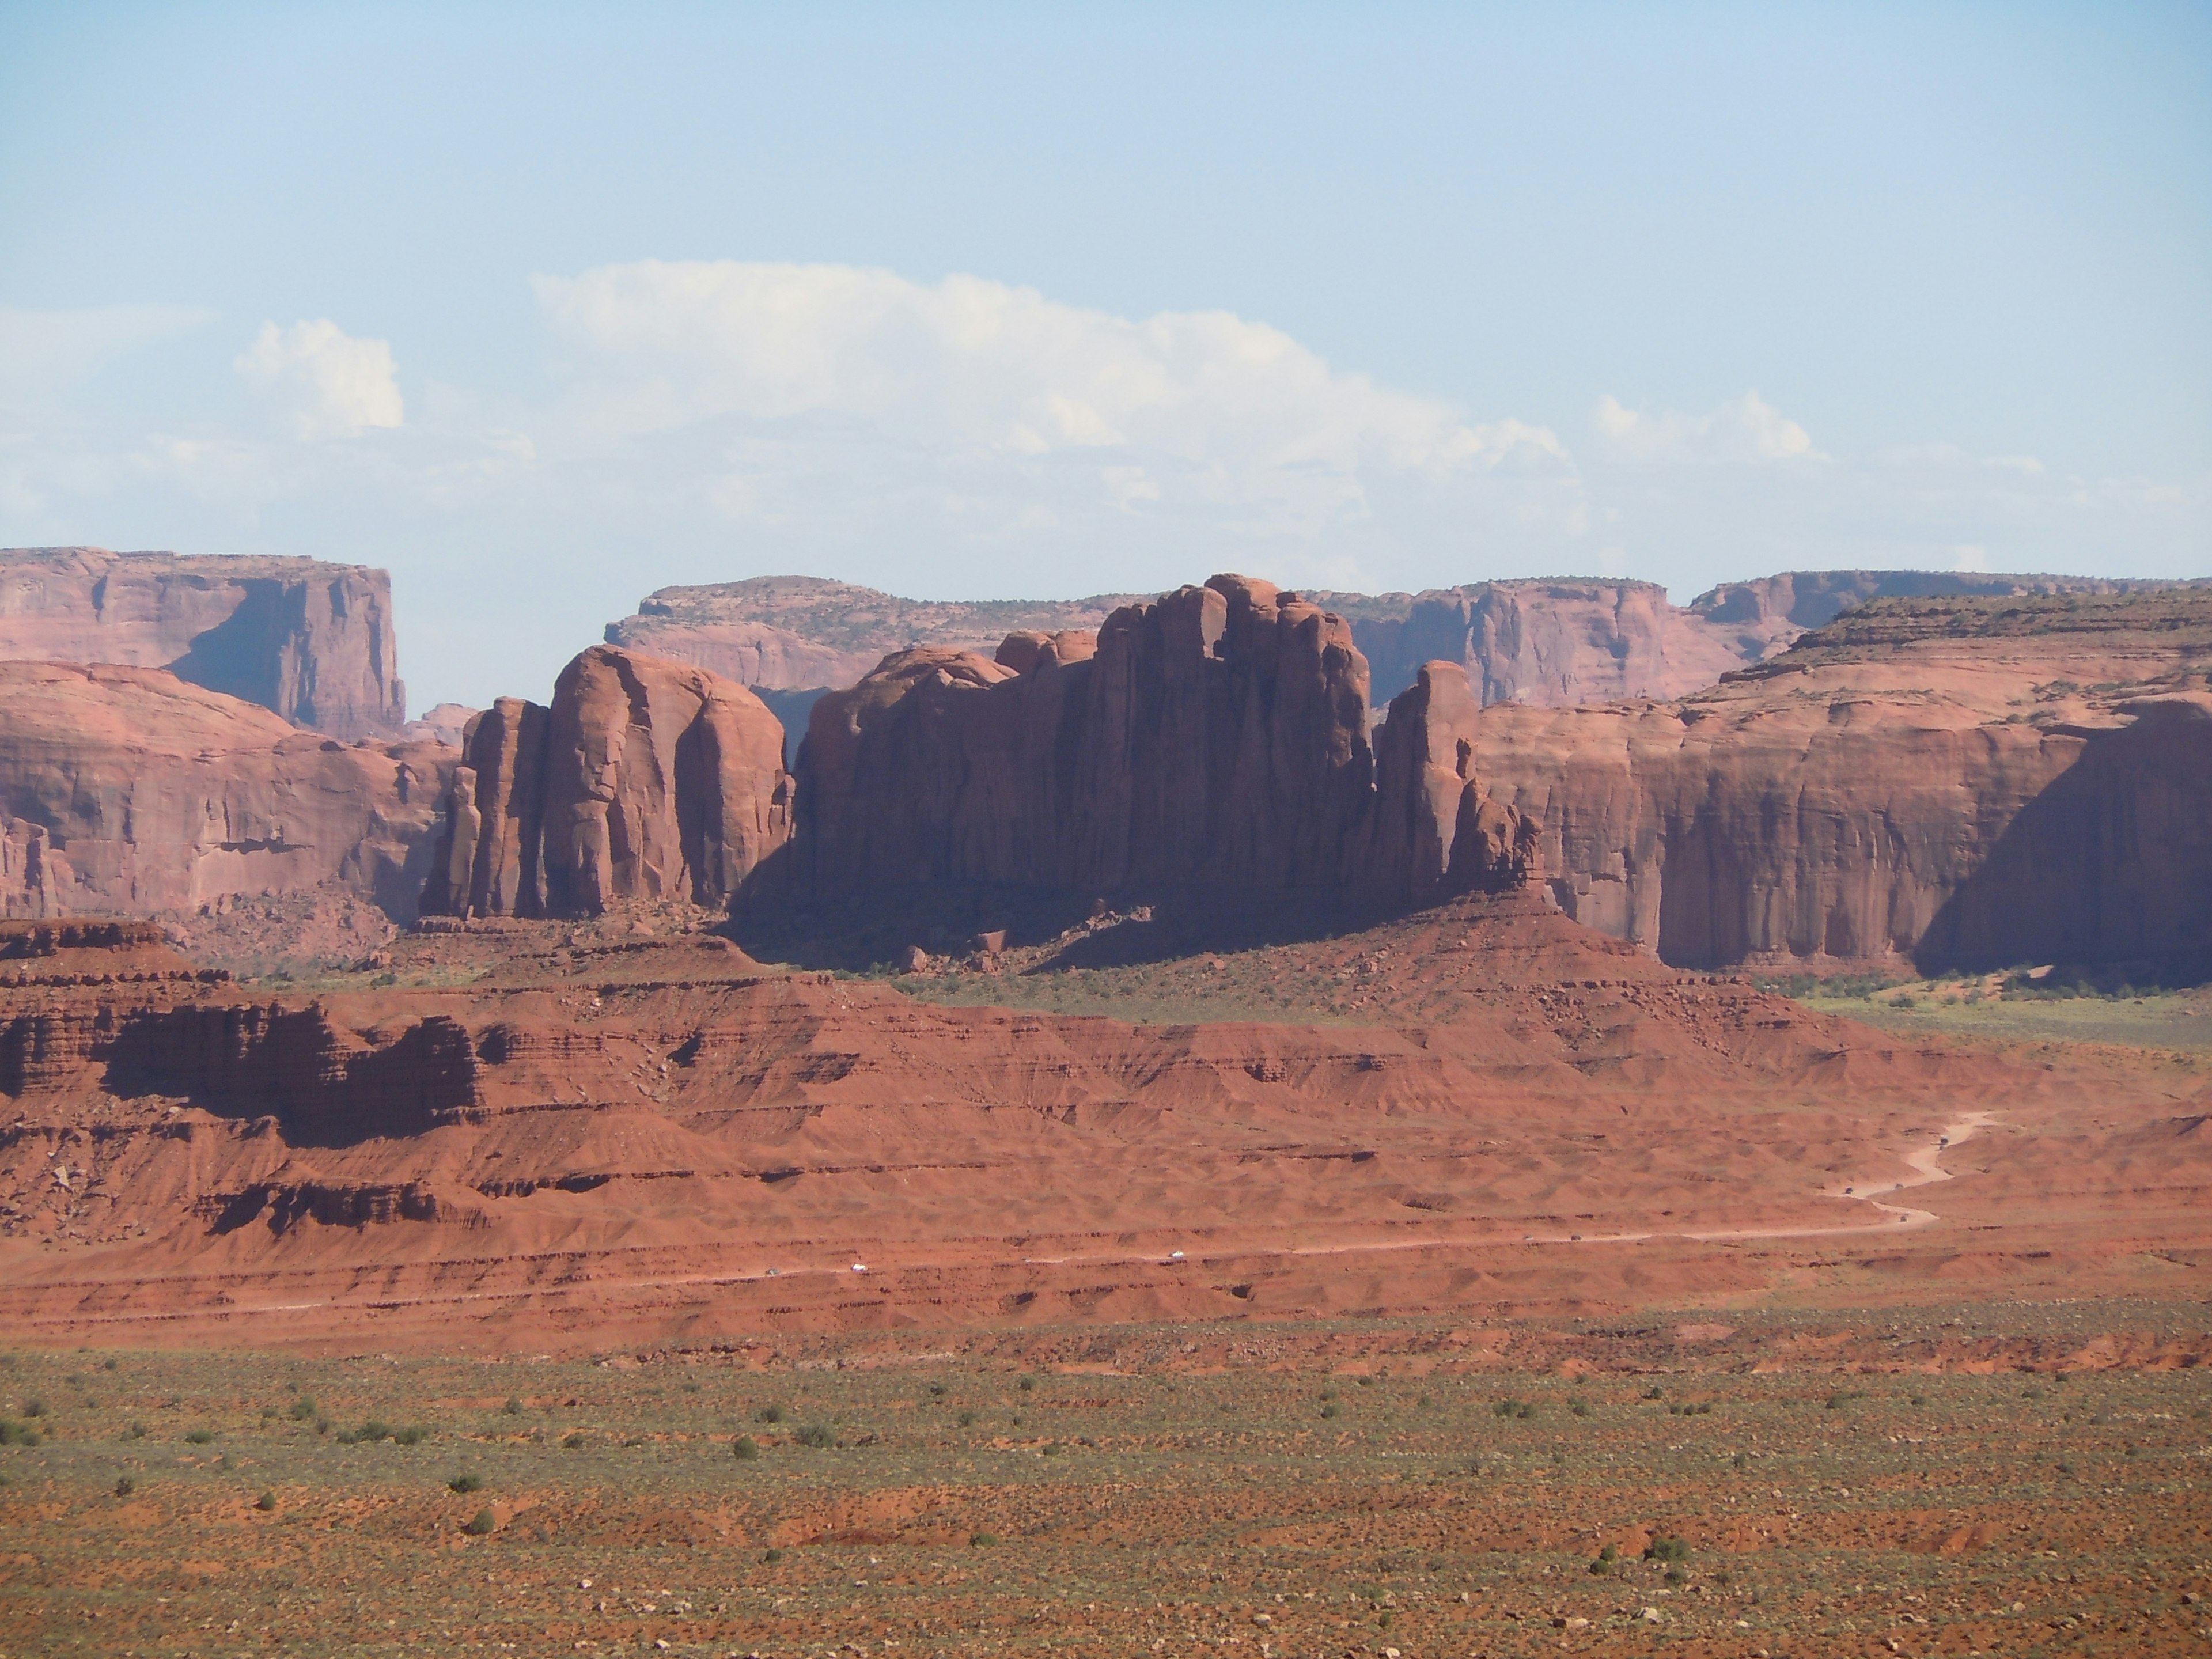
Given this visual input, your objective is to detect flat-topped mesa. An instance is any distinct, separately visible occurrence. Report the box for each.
[423,645,793,919]
[1320,578,1743,708]
[616,569,2190,731]
[0,546,407,737]
[791,575,1528,907]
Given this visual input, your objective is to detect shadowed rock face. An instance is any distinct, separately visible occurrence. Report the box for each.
[786,582,2210,975]
[424,646,793,919]
[0,547,407,736]
[0,662,452,922]
[793,575,1536,908]
[1437,591,2212,974]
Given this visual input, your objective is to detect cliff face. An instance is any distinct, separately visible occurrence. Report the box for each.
[793,575,1535,907]
[797,577,1376,895]
[0,547,407,737]
[789,582,2208,973]
[423,646,793,919]
[607,567,2184,724]
[1441,590,2212,973]
[606,576,1142,690]
[0,662,450,922]
[1317,579,1746,708]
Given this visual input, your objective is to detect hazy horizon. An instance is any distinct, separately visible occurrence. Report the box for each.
[3,3,2205,709]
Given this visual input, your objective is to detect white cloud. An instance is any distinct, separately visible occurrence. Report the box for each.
[2,262,2203,713]
[234,319,404,438]
[1952,544,1990,573]
[1594,390,1816,463]
[533,260,1565,509]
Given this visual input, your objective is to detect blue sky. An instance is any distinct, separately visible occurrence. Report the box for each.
[2,2,2206,710]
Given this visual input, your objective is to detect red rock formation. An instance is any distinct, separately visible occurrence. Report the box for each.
[1441,590,2212,972]
[605,575,1140,693]
[795,576,1384,897]
[789,582,2208,973]
[3,904,2203,1350]
[1361,662,1541,905]
[0,546,407,736]
[0,662,450,922]
[627,568,2198,728]
[425,646,793,918]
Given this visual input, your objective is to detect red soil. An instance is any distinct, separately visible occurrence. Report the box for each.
[1,896,2205,1354]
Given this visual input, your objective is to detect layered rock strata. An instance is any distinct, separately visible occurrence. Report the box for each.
[423,646,793,918]
[0,662,451,922]
[606,567,2190,719]
[0,546,407,736]
[1441,591,2212,971]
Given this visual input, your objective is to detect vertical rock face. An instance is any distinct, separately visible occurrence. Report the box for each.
[1072,578,1376,891]
[0,547,407,736]
[1361,662,1542,907]
[423,646,793,918]
[786,581,2209,974]
[0,662,450,922]
[1326,579,1746,709]
[1442,591,2212,972]
[794,577,1388,898]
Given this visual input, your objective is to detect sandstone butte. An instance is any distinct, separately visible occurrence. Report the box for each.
[0,545,408,737]
[423,643,794,919]
[604,564,2176,718]
[785,575,2210,980]
[2,572,2206,986]
[789,573,1538,910]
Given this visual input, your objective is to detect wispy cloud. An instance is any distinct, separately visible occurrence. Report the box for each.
[1594,391,1817,463]
[0,264,2201,710]
[533,260,1566,524]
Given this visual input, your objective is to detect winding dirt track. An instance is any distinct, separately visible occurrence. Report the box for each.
[44,1117,2008,1335]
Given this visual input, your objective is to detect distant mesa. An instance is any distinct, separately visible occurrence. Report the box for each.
[603,567,2182,755]
[0,546,408,737]
[404,702,478,747]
